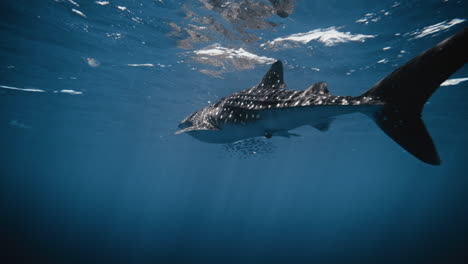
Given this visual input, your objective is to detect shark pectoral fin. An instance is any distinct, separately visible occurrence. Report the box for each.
[175,124,219,135]
[274,131,301,138]
[311,120,332,132]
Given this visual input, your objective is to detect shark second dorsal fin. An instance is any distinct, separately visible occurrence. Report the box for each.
[303,82,329,96]
[257,60,285,89]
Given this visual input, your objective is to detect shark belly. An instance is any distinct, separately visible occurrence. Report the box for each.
[259,104,382,132]
[187,104,383,143]
[187,122,263,143]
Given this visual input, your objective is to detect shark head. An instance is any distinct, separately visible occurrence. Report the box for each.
[177,111,196,130]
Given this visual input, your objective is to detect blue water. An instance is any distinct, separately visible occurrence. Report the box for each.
[1,0,468,263]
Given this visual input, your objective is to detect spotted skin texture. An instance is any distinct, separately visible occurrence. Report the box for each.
[186,86,377,128]
[176,60,384,141]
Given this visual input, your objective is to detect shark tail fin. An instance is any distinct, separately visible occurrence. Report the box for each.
[361,27,468,165]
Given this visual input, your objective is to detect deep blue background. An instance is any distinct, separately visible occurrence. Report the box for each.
[1,0,468,263]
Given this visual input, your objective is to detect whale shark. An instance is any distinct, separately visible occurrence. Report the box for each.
[176,28,468,165]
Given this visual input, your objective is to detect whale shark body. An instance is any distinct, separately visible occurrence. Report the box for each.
[177,28,468,165]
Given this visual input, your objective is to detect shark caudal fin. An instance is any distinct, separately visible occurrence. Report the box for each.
[362,27,468,165]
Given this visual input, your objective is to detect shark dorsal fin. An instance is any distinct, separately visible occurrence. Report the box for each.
[257,60,285,89]
[304,82,330,94]
[304,82,329,95]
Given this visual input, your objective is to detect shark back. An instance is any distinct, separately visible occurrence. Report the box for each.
[177,61,374,137]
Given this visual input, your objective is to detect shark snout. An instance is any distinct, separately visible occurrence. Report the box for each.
[178,120,192,129]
